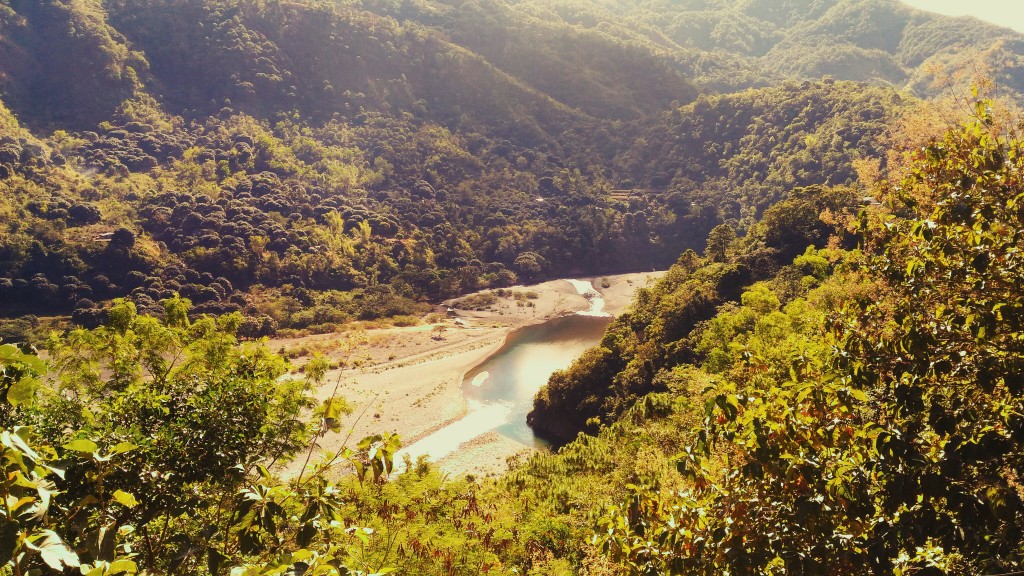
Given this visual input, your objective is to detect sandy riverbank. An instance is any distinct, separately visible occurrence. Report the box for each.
[277,271,663,480]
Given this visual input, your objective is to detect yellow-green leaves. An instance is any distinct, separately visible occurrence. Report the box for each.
[0,344,44,374]
[112,490,138,508]
[2,423,85,574]
[351,433,401,483]
[1,343,45,408]
[109,442,138,455]
[5,375,39,407]
[63,438,99,453]
[319,396,353,435]
[3,426,41,462]
[81,558,139,576]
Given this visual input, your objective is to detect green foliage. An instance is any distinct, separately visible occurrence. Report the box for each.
[4,299,580,576]
[7,299,323,573]
[618,81,898,238]
[0,0,139,127]
[2,102,1024,576]
[2,2,1024,574]
[703,223,736,262]
[2,331,136,575]
[1,300,458,575]
[530,184,861,442]
[6,0,1011,327]
[0,343,43,417]
[2,428,85,573]
[591,106,1024,574]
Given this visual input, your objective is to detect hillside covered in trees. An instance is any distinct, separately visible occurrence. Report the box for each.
[1,0,1022,336]
[4,105,1023,575]
[3,1,1024,574]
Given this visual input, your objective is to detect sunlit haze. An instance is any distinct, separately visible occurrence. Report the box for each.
[900,0,1024,33]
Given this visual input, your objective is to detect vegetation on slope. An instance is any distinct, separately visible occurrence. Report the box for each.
[3,104,1023,575]
[2,0,1021,335]
[528,182,862,442]
[2,0,1024,572]
[537,104,1024,574]
[0,8,903,338]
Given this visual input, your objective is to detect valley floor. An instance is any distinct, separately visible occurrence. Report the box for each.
[276,271,663,479]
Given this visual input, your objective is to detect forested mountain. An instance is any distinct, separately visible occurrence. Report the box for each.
[525,104,1024,574]
[3,0,1024,574]
[4,107,1023,575]
[1,0,1021,335]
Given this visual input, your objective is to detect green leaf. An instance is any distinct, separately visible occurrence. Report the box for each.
[6,376,39,407]
[358,435,377,451]
[348,527,372,545]
[794,381,814,404]
[906,259,921,276]
[849,389,868,402]
[324,398,350,421]
[256,464,271,480]
[0,345,44,374]
[704,396,717,419]
[112,490,138,509]
[9,471,38,490]
[110,442,139,455]
[63,438,99,453]
[19,354,45,375]
[108,558,138,574]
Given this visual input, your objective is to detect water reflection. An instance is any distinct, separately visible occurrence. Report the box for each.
[462,313,611,447]
[395,279,610,465]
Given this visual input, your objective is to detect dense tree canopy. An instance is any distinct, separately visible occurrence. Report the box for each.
[1,0,1020,339]
[577,107,1024,574]
[2,0,1024,573]
[3,102,1024,576]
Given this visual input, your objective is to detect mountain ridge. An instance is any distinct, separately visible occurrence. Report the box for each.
[0,0,1019,334]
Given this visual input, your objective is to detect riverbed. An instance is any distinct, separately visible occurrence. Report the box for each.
[277,271,664,480]
[395,280,612,465]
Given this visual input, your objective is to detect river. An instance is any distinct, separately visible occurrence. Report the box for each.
[395,279,612,464]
